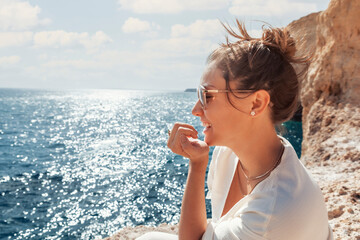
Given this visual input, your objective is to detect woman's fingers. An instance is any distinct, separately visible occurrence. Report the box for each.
[167,122,210,162]
[168,128,197,150]
[168,123,197,145]
[171,122,197,135]
[177,127,198,139]
[167,123,198,157]
[180,136,209,160]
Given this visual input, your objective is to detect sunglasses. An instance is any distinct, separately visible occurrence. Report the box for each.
[197,85,254,109]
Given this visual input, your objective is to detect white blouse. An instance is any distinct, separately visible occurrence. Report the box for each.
[202,136,333,240]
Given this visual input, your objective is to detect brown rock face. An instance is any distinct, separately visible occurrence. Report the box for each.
[288,0,360,239]
[288,0,360,164]
[101,224,178,240]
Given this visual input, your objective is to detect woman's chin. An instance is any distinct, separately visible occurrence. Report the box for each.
[203,127,214,145]
[204,135,214,146]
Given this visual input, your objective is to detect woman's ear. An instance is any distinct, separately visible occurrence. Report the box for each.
[250,90,270,117]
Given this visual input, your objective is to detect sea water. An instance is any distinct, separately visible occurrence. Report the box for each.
[0,89,302,239]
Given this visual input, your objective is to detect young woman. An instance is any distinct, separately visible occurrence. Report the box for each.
[138,21,333,240]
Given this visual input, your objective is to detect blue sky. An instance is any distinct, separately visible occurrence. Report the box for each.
[0,0,329,90]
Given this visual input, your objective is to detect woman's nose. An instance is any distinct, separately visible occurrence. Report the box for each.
[192,100,203,117]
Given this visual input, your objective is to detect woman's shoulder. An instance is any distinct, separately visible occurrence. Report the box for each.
[207,138,331,239]
[256,137,325,208]
[245,138,330,238]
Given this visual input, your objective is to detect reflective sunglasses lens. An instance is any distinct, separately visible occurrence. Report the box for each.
[197,87,204,107]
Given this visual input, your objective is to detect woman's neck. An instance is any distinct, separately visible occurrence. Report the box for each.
[228,119,283,180]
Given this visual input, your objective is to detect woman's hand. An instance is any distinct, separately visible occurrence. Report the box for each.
[167,122,209,165]
[168,123,209,239]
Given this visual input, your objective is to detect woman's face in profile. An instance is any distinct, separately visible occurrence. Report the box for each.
[192,65,253,146]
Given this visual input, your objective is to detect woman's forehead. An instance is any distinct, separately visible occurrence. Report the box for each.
[200,66,225,89]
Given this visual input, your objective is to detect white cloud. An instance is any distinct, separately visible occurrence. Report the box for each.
[118,0,229,14]
[0,31,112,49]
[33,31,112,49]
[229,0,317,16]
[83,31,113,49]
[121,19,227,63]
[43,60,101,69]
[0,55,21,65]
[38,54,48,60]
[143,37,217,58]
[170,19,263,44]
[171,19,223,39]
[0,31,33,47]
[41,51,123,70]
[0,0,51,30]
[122,17,160,35]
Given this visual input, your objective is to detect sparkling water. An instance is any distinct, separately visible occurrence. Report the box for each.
[0,89,302,239]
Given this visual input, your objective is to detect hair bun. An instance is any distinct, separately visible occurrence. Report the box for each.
[221,20,309,64]
[261,27,296,59]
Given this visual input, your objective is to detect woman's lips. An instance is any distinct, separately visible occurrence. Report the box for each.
[202,122,212,127]
[202,122,212,133]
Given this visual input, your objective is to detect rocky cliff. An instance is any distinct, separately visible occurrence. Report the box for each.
[288,0,360,238]
[288,0,360,164]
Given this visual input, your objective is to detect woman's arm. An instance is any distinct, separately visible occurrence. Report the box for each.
[178,160,208,240]
[167,123,210,240]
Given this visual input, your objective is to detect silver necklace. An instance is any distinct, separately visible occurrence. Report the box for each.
[238,143,284,184]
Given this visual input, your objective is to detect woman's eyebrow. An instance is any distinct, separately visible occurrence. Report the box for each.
[202,83,216,89]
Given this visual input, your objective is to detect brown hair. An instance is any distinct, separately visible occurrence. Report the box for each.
[208,20,309,124]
